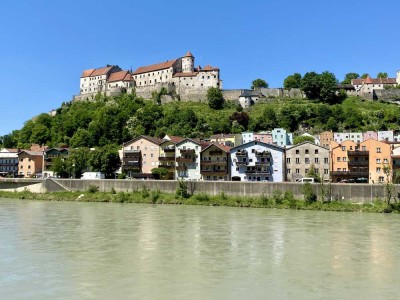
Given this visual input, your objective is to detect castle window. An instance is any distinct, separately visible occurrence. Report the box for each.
[202,76,204,79]
[201,83,203,86]
[150,80,152,83]
[208,76,210,79]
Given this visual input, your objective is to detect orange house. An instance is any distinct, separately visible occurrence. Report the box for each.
[330,140,357,182]
[18,150,44,178]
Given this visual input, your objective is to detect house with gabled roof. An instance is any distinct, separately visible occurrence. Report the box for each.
[175,138,203,180]
[230,141,285,182]
[0,148,19,177]
[17,150,44,178]
[121,135,164,177]
[200,143,231,181]
[285,142,330,182]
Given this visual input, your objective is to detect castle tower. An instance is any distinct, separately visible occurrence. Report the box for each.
[397,70,400,85]
[182,51,194,73]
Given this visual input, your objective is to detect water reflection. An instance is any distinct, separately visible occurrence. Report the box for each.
[0,199,400,299]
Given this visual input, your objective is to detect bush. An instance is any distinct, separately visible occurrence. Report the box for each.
[87,184,99,193]
[194,193,209,201]
[302,183,317,203]
[141,186,150,198]
[176,179,190,198]
[150,189,160,203]
[272,190,283,205]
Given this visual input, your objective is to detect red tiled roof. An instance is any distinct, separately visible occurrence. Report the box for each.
[168,136,185,143]
[352,77,397,85]
[200,141,212,150]
[81,69,95,78]
[18,150,44,156]
[173,72,198,77]
[90,66,114,77]
[107,70,132,82]
[201,142,231,153]
[184,51,194,57]
[133,60,177,75]
[4,148,19,153]
[201,65,219,71]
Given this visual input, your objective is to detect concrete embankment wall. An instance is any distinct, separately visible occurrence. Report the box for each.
[51,179,393,203]
[1,179,393,203]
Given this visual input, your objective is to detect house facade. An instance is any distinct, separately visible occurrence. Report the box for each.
[285,142,330,182]
[200,143,230,181]
[121,136,164,177]
[230,141,285,182]
[43,148,69,178]
[334,132,363,144]
[319,131,334,148]
[271,128,293,146]
[253,131,273,144]
[18,150,44,178]
[0,148,19,177]
[175,139,202,180]
[210,134,242,147]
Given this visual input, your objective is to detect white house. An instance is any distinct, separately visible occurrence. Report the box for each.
[230,141,285,182]
[175,138,202,180]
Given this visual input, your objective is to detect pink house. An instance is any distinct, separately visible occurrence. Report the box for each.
[363,131,378,141]
[253,132,273,144]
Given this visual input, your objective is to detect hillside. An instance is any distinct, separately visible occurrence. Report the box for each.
[1,92,400,149]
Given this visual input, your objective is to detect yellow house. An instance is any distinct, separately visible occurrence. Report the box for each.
[360,139,391,183]
[210,134,242,147]
[200,143,231,181]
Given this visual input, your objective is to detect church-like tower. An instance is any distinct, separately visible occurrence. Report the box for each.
[182,51,194,73]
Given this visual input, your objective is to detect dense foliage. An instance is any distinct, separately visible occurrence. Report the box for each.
[251,78,269,89]
[2,90,400,150]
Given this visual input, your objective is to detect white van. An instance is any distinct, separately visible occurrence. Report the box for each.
[81,172,105,179]
[300,177,315,183]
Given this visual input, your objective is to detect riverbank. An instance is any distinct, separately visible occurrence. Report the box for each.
[0,189,399,213]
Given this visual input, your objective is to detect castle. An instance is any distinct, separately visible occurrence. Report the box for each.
[75,51,222,101]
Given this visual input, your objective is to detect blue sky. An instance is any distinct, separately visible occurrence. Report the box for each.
[1,0,399,136]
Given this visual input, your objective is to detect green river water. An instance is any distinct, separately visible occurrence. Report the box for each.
[0,198,399,299]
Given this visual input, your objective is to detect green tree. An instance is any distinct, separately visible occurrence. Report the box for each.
[251,78,269,89]
[377,72,388,79]
[151,167,168,179]
[88,145,121,178]
[70,128,93,148]
[306,164,320,182]
[319,71,339,104]
[300,72,321,100]
[283,73,302,89]
[51,157,69,178]
[342,73,359,84]
[207,87,225,110]
[30,123,51,145]
[361,73,369,79]
[293,135,315,145]
[67,148,91,178]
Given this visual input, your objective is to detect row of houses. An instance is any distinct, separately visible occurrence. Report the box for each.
[121,135,398,184]
[0,146,68,178]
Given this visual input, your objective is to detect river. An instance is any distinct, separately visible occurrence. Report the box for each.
[0,198,399,299]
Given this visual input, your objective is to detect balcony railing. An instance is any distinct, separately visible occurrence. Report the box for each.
[348,151,369,156]
[201,160,227,165]
[236,150,248,157]
[245,170,270,175]
[236,161,248,166]
[348,160,368,166]
[209,150,223,155]
[255,161,271,166]
[200,170,228,175]
[180,149,195,154]
[159,156,175,161]
[159,163,175,169]
[164,147,175,152]
[255,151,271,157]
[176,157,194,163]
[330,171,368,176]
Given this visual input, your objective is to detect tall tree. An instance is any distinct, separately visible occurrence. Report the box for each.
[319,71,339,104]
[342,73,360,84]
[251,79,269,89]
[361,73,369,79]
[207,87,225,110]
[283,73,302,89]
[300,72,321,100]
[377,72,388,79]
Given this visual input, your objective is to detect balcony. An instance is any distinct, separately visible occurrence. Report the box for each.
[330,170,368,177]
[255,161,271,167]
[123,160,140,167]
[348,151,369,156]
[245,169,270,175]
[180,149,195,154]
[255,150,271,157]
[158,163,175,169]
[200,170,228,176]
[176,157,194,163]
[348,160,368,166]
[201,160,227,165]
[209,150,223,156]
[164,147,175,153]
[159,156,175,161]
[236,150,248,157]
[124,150,141,158]
[236,161,248,166]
